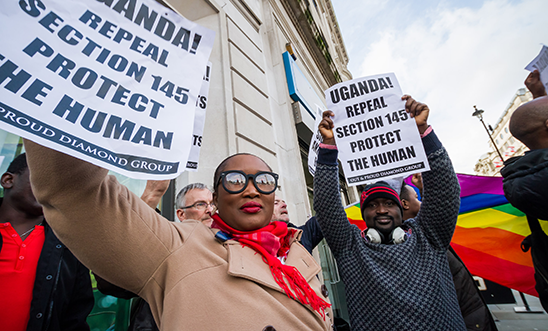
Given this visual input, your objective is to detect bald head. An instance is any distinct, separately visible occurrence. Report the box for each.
[509,96,548,150]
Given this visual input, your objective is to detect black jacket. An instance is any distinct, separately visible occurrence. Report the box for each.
[501,150,548,312]
[501,149,548,220]
[289,216,324,253]
[448,247,498,331]
[26,221,94,331]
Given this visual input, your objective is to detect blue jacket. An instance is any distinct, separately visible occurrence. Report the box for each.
[289,216,324,254]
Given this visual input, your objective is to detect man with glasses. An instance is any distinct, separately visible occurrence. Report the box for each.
[175,183,215,227]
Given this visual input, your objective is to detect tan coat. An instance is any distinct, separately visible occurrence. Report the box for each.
[24,141,333,331]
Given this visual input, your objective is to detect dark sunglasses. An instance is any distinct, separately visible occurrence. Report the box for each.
[217,170,278,194]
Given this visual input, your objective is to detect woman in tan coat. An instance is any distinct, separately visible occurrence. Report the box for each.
[24,140,333,331]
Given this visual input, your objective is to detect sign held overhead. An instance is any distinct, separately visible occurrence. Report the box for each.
[325,73,429,186]
[0,0,215,179]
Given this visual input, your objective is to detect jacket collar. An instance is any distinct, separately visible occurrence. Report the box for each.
[502,148,548,179]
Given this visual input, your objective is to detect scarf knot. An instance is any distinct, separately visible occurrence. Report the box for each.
[212,214,331,317]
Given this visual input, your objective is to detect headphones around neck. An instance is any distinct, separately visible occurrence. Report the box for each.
[363,227,407,245]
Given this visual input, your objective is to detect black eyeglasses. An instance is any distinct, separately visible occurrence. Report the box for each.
[217,170,278,194]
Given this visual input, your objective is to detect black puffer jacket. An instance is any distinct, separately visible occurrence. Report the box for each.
[448,247,498,331]
[501,150,548,312]
[501,149,548,220]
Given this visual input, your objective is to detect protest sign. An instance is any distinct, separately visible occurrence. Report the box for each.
[0,0,215,179]
[307,104,325,176]
[325,73,429,186]
[525,45,548,91]
[186,62,211,171]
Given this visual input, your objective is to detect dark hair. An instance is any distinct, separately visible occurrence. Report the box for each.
[400,182,412,200]
[6,153,27,175]
[213,153,272,193]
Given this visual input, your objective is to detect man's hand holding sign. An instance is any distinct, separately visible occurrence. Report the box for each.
[401,95,429,134]
[525,45,548,96]
[324,73,430,185]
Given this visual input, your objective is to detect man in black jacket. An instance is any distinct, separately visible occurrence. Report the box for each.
[0,153,94,330]
[501,69,548,312]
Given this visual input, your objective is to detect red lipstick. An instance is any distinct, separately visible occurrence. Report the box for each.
[240,201,262,213]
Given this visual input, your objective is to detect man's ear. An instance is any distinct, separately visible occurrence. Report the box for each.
[1,172,14,190]
[176,208,185,221]
[544,119,548,130]
[401,199,410,210]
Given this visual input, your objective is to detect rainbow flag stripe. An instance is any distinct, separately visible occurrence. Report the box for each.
[344,174,548,296]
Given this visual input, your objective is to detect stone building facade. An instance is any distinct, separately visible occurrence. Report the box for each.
[162,0,355,227]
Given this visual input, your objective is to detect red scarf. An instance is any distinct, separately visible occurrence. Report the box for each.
[211,214,331,317]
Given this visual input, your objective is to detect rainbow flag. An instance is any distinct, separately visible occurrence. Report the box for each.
[343,174,548,296]
[344,201,367,230]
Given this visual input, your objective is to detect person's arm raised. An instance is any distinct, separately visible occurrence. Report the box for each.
[140,179,171,209]
[402,94,429,134]
[401,96,460,250]
[318,110,336,146]
[24,140,177,295]
[411,173,423,197]
[313,111,357,256]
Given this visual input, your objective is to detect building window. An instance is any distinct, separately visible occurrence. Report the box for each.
[500,133,504,139]
[505,127,509,133]
[509,137,515,144]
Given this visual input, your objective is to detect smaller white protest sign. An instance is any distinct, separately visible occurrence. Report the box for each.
[325,73,429,186]
[525,45,548,91]
[186,62,211,171]
[307,105,326,176]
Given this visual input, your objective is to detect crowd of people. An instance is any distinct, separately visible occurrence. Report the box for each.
[1,70,547,331]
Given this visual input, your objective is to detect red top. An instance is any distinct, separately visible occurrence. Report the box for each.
[0,222,45,331]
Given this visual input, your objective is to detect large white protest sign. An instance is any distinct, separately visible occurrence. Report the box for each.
[325,73,429,186]
[0,0,215,179]
[525,45,548,91]
[186,62,211,171]
[307,104,325,176]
